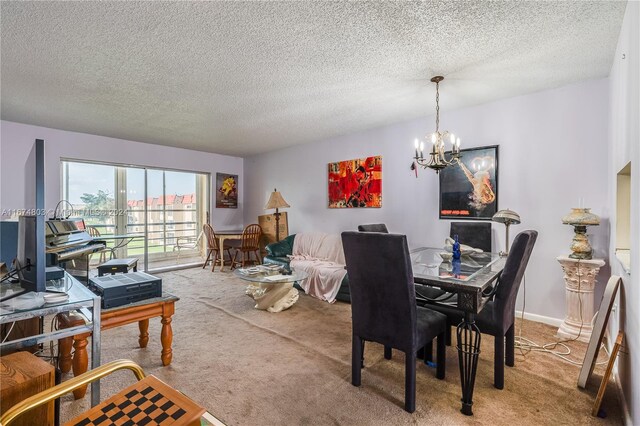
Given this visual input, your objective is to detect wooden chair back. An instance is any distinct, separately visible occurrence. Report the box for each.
[87,226,101,237]
[241,224,262,250]
[203,224,220,251]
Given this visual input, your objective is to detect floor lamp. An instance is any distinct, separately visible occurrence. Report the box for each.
[265,189,290,242]
[492,209,521,256]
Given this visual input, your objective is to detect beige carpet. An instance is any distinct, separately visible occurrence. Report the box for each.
[60,268,623,425]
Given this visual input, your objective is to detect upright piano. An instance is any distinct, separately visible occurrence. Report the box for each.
[46,219,106,263]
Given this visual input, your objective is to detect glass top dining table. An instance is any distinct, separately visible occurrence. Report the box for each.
[409,247,507,416]
[410,247,506,314]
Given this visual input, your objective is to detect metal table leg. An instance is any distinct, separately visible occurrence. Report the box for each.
[90,296,101,407]
[457,312,481,416]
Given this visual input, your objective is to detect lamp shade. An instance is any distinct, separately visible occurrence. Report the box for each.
[265,189,290,210]
[561,208,600,226]
[492,209,521,225]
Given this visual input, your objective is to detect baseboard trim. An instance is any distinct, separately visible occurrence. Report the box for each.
[614,370,633,426]
[515,310,563,327]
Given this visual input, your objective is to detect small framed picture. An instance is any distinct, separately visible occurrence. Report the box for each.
[216,173,238,208]
[439,145,498,220]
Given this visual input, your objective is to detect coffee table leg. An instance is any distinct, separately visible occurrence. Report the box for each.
[246,282,299,312]
[457,313,481,416]
[139,319,149,348]
[161,304,174,366]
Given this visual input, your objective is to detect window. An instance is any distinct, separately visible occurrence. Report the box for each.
[62,160,210,271]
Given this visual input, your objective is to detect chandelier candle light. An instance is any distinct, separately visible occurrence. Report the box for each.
[412,76,461,174]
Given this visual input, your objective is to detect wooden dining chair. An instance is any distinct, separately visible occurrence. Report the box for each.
[86,226,113,263]
[230,224,263,269]
[203,224,234,272]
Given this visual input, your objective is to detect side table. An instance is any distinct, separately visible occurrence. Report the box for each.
[556,256,605,343]
[0,351,55,426]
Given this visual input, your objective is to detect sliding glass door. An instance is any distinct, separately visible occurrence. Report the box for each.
[62,160,209,271]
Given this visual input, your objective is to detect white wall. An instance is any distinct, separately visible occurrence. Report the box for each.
[608,2,639,424]
[245,78,610,322]
[0,121,244,230]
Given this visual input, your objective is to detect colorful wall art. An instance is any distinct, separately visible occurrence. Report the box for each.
[216,173,238,208]
[328,156,382,208]
[439,145,498,219]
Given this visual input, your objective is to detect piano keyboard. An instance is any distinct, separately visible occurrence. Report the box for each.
[55,243,106,261]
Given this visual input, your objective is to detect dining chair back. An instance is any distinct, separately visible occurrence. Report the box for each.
[203,224,218,250]
[230,224,263,269]
[357,223,389,233]
[359,223,446,304]
[491,230,538,336]
[449,222,492,252]
[341,231,447,412]
[202,224,233,271]
[86,226,112,263]
[87,226,101,237]
[240,224,262,251]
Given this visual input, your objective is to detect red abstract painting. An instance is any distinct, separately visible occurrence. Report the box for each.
[328,156,382,208]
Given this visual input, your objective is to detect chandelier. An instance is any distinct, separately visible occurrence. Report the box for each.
[412,76,461,174]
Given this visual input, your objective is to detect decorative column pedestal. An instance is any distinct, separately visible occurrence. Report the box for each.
[556,256,605,343]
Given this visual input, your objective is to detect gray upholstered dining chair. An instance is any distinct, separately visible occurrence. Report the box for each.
[426,230,538,389]
[358,222,447,340]
[341,231,447,413]
[449,221,492,252]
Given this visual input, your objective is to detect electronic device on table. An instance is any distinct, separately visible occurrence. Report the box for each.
[88,272,162,309]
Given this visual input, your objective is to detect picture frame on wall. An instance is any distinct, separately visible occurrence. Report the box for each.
[216,173,238,208]
[328,156,382,208]
[439,145,498,220]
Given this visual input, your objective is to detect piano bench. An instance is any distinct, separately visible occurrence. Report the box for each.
[97,258,139,276]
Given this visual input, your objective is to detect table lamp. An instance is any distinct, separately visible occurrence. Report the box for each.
[561,207,600,259]
[492,209,521,256]
[265,188,290,242]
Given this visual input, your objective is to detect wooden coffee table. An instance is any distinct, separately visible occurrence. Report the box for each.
[58,293,179,399]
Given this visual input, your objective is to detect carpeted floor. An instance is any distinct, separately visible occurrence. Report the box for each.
[60,268,623,425]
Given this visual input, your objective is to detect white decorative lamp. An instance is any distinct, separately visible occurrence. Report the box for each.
[492,209,521,256]
[561,208,600,259]
[265,188,290,242]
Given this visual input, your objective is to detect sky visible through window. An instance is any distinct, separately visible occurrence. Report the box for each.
[65,162,197,204]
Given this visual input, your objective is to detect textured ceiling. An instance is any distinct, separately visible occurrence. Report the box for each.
[0,1,627,157]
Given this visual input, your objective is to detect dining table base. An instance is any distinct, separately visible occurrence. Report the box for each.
[457,313,481,416]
